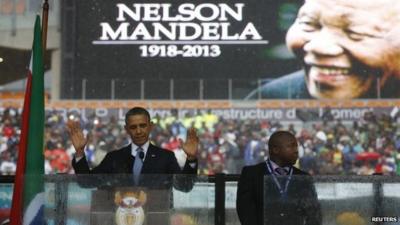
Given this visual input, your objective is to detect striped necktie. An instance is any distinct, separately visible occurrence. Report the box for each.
[133,147,144,185]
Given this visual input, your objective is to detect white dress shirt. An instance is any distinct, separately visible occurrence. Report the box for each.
[131,141,150,161]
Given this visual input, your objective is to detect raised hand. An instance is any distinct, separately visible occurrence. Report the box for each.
[179,127,199,161]
[66,120,87,158]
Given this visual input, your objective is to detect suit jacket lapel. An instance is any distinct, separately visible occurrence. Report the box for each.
[121,144,134,173]
[141,144,157,173]
[292,167,304,175]
[122,144,132,155]
[263,162,271,175]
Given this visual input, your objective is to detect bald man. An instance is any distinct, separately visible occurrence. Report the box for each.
[247,0,400,99]
[236,131,322,225]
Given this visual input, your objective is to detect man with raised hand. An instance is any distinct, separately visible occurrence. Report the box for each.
[67,107,198,181]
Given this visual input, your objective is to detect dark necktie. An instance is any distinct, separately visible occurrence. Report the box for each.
[133,147,144,185]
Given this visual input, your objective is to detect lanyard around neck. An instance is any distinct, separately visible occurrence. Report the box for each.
[266,160,293,196]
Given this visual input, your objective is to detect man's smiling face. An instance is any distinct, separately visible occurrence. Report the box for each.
[285,0,400,99]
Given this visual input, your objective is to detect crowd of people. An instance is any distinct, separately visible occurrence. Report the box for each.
[1,107,400,176]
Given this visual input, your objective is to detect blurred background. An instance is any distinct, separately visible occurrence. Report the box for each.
[1,0,399,177]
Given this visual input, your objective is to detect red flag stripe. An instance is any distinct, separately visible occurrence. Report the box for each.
[10,72,32,225]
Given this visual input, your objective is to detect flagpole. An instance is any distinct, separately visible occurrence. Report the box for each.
[10,15,44,225]
[41,0,49,57]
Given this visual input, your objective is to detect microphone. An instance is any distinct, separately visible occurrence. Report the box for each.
[139,151,145,160]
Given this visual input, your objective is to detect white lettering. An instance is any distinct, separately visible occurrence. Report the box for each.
[116,3,244,22]
[239,23,262,40]
[162,4,181,21]
[194,4,220,22]
[142,4,161,21]
[202,23,220,40]
[98,3,264,42]
[116,4,140,21]
[220,23,239,40]
[219,3,243,21]
[177,4,196,22]
[153,23,177,40]
[178,23,202,40]
[129,23,152,40]
[100,22,129,40]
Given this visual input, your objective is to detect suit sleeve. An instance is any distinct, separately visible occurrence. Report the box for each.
[72,155,91,174]
[181,159,198,174]
[236,166,258,225]
[167,151,197,174]
[302,177,322,225]
[72,153,112,174]
[166,151,197,192]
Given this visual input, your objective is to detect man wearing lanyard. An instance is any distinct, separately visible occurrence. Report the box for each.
[236,131,322,225]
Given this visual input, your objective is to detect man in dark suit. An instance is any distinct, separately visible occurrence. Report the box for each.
[236,131,322,225]
[67,107,198,224]
[67,107,198,181]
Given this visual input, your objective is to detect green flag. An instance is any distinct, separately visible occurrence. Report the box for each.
[21,15,45,224]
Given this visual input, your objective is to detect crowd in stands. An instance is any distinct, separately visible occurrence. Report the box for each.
[1,107,400,176]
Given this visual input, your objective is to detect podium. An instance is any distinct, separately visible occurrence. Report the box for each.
[90,188,171,225]
[42,174,210,225]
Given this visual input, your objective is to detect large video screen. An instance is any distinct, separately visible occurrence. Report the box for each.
[61,0,400,100]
